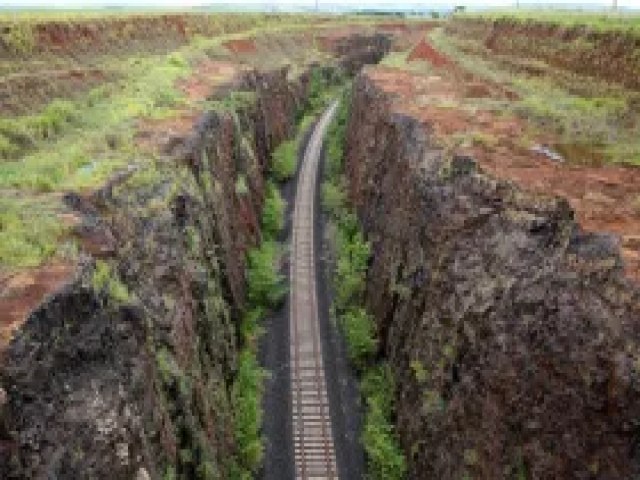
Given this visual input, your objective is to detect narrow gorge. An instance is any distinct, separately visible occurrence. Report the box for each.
[2,13,640,480]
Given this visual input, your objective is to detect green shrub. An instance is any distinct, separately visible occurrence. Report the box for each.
[361,366,407,480]
[261,181,285,239]
[334,217,370,311]
[246,241,287,309]
[29,99,76,140]
[340,307,377,367]
[322,180,346,218]
[163,466,176,480]
[92,260,130,304]
[271,140,297,182]
[240,306,265,344]
[232,349,266,473]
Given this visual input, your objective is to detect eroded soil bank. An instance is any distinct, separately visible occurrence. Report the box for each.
[344,70,640,479]
[446,18,640,91]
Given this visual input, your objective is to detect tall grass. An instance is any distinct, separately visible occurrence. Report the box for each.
[0,198,62,268]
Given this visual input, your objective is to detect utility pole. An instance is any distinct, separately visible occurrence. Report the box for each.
[613,0,618,11]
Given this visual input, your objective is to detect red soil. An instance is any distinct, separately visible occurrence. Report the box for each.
[139,60,242,153]
[0,264,75,357]
[177,60,240,101]
[367,65,640,281]
[407,39,451,67]
[223,38,257,54]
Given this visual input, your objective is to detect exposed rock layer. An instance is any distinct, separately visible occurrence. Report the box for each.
[0,67,302,480]
[345,70,640,479]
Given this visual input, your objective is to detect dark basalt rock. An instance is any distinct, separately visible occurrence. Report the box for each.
[345,71,640,480]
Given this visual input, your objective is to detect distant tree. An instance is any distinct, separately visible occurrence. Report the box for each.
[430,11,440,18]
[453,5,467,13]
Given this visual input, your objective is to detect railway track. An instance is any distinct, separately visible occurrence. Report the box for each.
[289,101,339,480]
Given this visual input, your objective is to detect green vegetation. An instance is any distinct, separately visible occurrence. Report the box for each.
[0,22,35,55]
[323,87,406,478]
[0,20,283,271]
[340,307,377,367]
[0,197,63,268]
[231,349,267,475]
[361,366,407,480]
[302,67,346,118]
[246,241,287,309]
[91,259,130,304]
[231,107,327,476]
[271,139,297,182]
[428,27,640,165]
[0,99,77,159]
[261,181,286,239]
[459,10,640,33]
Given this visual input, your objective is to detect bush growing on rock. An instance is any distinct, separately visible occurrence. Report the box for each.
[246,241,286,309]
[260,181,285,239]
[271,140,297,182]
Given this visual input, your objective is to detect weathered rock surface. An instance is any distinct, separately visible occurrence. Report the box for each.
[0,67,305,479]
[345,70,640,479]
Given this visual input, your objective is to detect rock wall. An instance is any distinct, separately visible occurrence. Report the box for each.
[0,67,304,480]
[345,70,640,479]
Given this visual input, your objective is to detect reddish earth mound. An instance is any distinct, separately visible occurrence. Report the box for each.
[0,264,75,358]
[223,38,257,54]
[407,39,450,67]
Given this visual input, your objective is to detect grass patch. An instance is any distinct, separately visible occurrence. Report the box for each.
[0,198,63,269]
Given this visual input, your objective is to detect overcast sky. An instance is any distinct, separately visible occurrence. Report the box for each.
[5,0,640,8]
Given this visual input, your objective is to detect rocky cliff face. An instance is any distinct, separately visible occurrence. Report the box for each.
[345,70,640,479]
[0,67,303,480]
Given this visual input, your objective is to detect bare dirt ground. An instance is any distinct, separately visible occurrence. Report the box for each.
[370,38,640,281]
